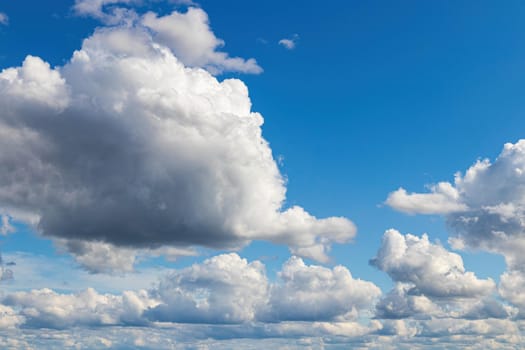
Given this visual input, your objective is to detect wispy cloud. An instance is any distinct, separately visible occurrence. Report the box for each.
[0,12,8,26]
[279,34,299,50]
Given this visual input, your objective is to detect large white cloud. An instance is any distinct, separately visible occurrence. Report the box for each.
[386,141,525,261]
[385,140,525,312]
[371,230,507,327]
[371,229,495,298]
[0,13,355,269]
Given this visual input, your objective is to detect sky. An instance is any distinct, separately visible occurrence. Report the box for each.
[1,0,525,348]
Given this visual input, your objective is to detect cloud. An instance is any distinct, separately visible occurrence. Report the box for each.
[278,34,299,50]
[499,270,525,317]
[55,239,138,274]
[146,253,268,324]
[0,323,382,349]
[0,12,7,26]
[3,288,155,329]
[142,8,262,74]
[147,253,379,324]
[371,229,495,298]
[461,298,516,320]
[386,141,525,259]
[73,2,261,74]
[0,215,14,235]
[265,256,381,322]
[375,282,513,321]
[386,182,467,215]
[73,0,139,24]
[0,305,23,329]
[375,283,439,320]
[385,140,525,313]
[0,20,355,269]
[0,253,379,332]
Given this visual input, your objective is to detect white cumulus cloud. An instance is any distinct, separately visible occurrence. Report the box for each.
[385,140,525,313]
[142,8,262,74]
[371,229,495,298]
[0,253,380,329]
[0,18,355,270]
[73,2,261,74]
[266,256,381,321]
[2,288,156,329]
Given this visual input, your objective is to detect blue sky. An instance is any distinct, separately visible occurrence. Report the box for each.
[1,0,525,348]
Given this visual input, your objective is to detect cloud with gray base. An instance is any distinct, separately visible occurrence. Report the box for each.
[371,229,495,298]
[0,13,355,271]
[385,140,525,313]
[1,254,380,329]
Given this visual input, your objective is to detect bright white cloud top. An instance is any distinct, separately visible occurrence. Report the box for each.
[0,8,355,272]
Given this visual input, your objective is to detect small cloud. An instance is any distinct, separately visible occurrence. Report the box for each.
[0,12,8,26]
[278,34,299,50]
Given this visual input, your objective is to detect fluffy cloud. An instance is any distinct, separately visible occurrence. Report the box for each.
[0,16,355,269]
[74,2,261,74]
[386,141,525,262]
[371,229,494,298]
[0,305,23,329]
[266,256,381,322]
[1,253,379,329]
[386,182,467,215]
[375,284,439,320]
[2,288,156,329]
[376,283,513,321]
[73,0,139,25]
[142,8,262,74]
[147,253,379,324]
[55,239,138,274]
[146,253,269,324]
[385,140,525,312]
[499,271,525,317]
[371,230,508,327]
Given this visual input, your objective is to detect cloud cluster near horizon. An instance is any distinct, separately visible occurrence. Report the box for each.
[1,245,522,348]
[1,254,380,329]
